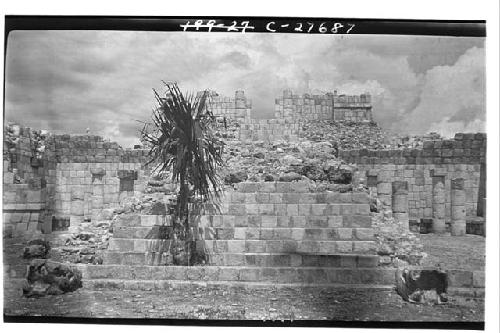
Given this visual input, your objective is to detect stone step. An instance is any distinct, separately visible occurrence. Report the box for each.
[82,279,394,291]
[112,226,375,241]
[108,239,377,254]
[4,266,485,296]
[79,264,395,285]
[115,214,371,230]
[204,203,371,217]
[223,190,370,204]
[104,251,379,267]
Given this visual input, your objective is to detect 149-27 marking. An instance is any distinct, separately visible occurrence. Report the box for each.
[180,20,356,34]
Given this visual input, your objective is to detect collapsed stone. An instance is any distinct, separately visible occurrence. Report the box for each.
[23,239,51,259]
[396,268,448,304]
[22,259,82,297]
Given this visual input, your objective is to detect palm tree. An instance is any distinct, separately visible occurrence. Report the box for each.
[141,81,224,264]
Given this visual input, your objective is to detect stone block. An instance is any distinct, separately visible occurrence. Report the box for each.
[70,200,85,216]
[304,228,323,240]
[117,214,140,227]
[355,204,371,215]
[339,255,357,268]
[301,193,317,204]
[325,204,341,215]
[228,204,246,215]
[336,241,353,253]
[340,204,355,215]
[267,240,285,252]
[290,216,306,227]
[269,193,283,203]
[261,216,277,227]
[259,228,274,240]
[354,228,374,240]
[222,215,235,227]
[320,241,337,253]
[26,190,42,203]
[290,182,309,193]
[353,241,376,253]
[276,268,300,283]
[245,203,259,215]
[244,228,259,240]
[27,222,39,232]
[337,228,353,240]
[448,270,473,287]
[258,182,276,193]
[248,215,262,228]
[224,253,245,266]
[245,240,266,253]
[230,192,246,203]
[298,204,311,215]
[283,193,300,203]
[297,241,320,253]
[255,193,270,204]
[306,216,328,228]
[109,239,134,251]
[239,268,260,281]
[259,204,275,215]
[473,271,485,288]
[343,215,371,228]
[237,182,258,193]
[276,182,291,192]
[286,204,298,216]
[311,204,327,215]
[69,215,84,226]
[352,192,370,203]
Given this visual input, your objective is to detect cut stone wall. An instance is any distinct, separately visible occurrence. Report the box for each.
[3,125,57,235]
[3,125,152,235]
[51,136,151,223]
[340,133,486,221]
[208,89,372,142]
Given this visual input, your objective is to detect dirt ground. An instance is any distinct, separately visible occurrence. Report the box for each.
[3,233,485,323]
[419,233,485,271]
[3,285,484,322]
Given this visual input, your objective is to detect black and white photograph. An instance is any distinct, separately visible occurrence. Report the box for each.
[1,1,499,330]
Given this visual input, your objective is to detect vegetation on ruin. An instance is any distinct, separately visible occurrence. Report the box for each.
[141,81,224,264]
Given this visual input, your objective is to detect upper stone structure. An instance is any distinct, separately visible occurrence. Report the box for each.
[207,89,373,123]
[205,89,372,142]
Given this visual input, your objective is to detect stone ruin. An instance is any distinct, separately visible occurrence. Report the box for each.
[2,88,486,298]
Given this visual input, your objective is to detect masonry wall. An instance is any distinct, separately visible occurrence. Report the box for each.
[3,125,153,235]
[208,89,372,142]
[209,90,252,120]
[51,135,150,221]
[3,125,58,235]
[340,133,486,221]
[275,90,372,123]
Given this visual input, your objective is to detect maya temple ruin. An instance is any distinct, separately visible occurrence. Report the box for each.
[3,88,486,316]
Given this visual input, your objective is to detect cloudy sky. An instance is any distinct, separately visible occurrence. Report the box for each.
[5,30,485,147]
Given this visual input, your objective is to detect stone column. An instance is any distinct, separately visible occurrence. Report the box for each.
[377,180,392,208]
[69,186,84,232]
[90,168,106,221]
[432,181,446,234]
[392,181,409,231]
[451,178,466,236]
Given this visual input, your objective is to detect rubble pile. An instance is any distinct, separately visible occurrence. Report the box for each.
[387,132,443,150]
[300,120,391,150]
[22,259,82,297]
[220,138,363,192]
[372,202,427,267]
[23,239,51,259]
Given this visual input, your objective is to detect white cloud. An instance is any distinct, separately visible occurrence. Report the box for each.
[403,46,485,135]
[4,31,485,146]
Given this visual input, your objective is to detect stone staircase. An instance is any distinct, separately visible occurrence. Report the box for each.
[80,182,392,289]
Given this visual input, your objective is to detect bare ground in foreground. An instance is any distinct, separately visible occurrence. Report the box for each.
[3,233,485,322]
